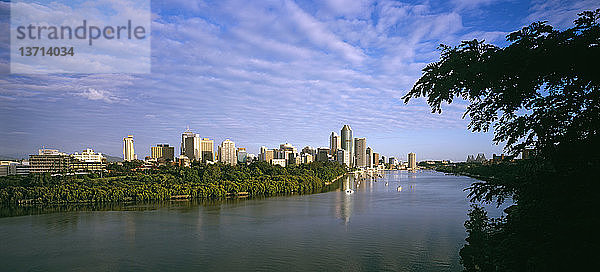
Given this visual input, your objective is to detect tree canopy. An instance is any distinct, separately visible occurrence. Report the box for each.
[403,9,600,158]
[404,9,600,271]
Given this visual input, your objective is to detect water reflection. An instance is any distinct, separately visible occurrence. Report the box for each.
[0,171,502,271]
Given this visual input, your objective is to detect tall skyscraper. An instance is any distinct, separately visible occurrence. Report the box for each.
[408,152,417,169]
[151,144,175,161]
[123,135,136,161]
[181,129,201,161]
[329,132,341,156]
[366,147,373,168]
[373,152,380,166]
[201,138,214,162]
[340,125,353,167]
[354,137,367,168]
[218,139,237,166]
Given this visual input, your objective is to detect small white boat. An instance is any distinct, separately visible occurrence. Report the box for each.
[345,189,355,194]
[397,186,402,192]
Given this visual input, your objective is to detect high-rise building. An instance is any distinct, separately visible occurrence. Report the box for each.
[389,157,398,165]
[201,138,214,162]
[181,129,201,161]
[151,144,175,162]
[340,125,354,167]
[330,132,341,156]
[278,143,297,161]
[302,153,314,164]
[337,149,350,166]
[123,135,136,161]
[366,147,373,168]
[237,147,248,164]
[218,139,236,166]
[260,146,275,163]
[317,147,330,162]
[354,137,367,168]
[408,152,416,169]
[372,152,380,166]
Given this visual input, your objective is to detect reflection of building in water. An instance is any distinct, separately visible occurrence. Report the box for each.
[336,175,354,225]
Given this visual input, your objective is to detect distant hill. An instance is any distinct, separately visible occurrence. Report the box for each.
[104,154,122,162]
[0,154,28,160]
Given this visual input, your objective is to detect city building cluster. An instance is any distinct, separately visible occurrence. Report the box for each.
[0,124,422,176]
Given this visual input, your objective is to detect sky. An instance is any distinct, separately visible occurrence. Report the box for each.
[0,0,598,161]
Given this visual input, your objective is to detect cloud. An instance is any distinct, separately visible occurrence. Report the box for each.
[526,0,599,28]
[77,88,123,103]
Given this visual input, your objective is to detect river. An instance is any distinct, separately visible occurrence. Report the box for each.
[0,170,503,271]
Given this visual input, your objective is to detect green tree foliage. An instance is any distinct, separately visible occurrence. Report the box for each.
[0,161,346,205]
[404,10,600,271]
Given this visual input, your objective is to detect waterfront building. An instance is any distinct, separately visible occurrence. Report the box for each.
[29,149,72,174]
[181,129,201,161]
[317,147,330,162]
[237,147,248,164]
[330,132,341,156]
[408,152,417,169]
[366,147,373,168]
[151,144,175,162]
[389,157,398,165]
[278,143,297,162]
[260,146,275,163]
[218,139,236,166]
[201,138,214,162]
[123,135,136,161]
[354,138,367,168]
[71,148,107,172]
[271,158,286,167]
[295,156,303,165]
[373,153,380,166]
[337,149,350,166]
[340,125,354,167]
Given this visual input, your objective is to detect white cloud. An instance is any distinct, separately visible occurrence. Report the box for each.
[77,88,123,103]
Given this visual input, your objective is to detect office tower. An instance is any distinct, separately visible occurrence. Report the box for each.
[201,138,214,162]
[260,146,268,161]
[218,139,236,166]
[181,129,201,161]
[366,147,373,168]
[71,148,107,172]
[151,144,175,162]
[123,135,136,161]
[340,125,353,167]
[337,149,350,166]
[317,147,330,162]
[373,152,380,166]
[237,147,248,164]
[330,132,341,156]
[408,152,416,169]
[354,137,367,168]
[279,143,297,161]
[29,149,72,174]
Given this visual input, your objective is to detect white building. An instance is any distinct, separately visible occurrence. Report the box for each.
[181,129,201,161]
[123,135,136,161]
[271,158,286,167]
[337,149,350,166]
[408,152,417,169]
[218,139,237,166]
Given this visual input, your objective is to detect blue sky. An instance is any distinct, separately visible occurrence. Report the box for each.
[0,0,597,161]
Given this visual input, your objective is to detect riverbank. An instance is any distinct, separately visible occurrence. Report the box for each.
[0,161,346,205]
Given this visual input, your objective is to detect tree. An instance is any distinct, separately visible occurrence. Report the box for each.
[403,10,600,271]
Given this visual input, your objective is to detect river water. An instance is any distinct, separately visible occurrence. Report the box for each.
[0,170,502,271]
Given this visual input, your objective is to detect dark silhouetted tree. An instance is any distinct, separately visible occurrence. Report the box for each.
[403,9,600,271]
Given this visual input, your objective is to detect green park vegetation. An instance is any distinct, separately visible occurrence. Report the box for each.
[0,161,346,205]
[404,9,599,271]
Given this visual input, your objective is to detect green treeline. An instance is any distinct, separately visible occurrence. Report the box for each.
[0,161,346,205]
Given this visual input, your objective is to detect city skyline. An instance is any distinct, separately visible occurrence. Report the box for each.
[1,0,596,161]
